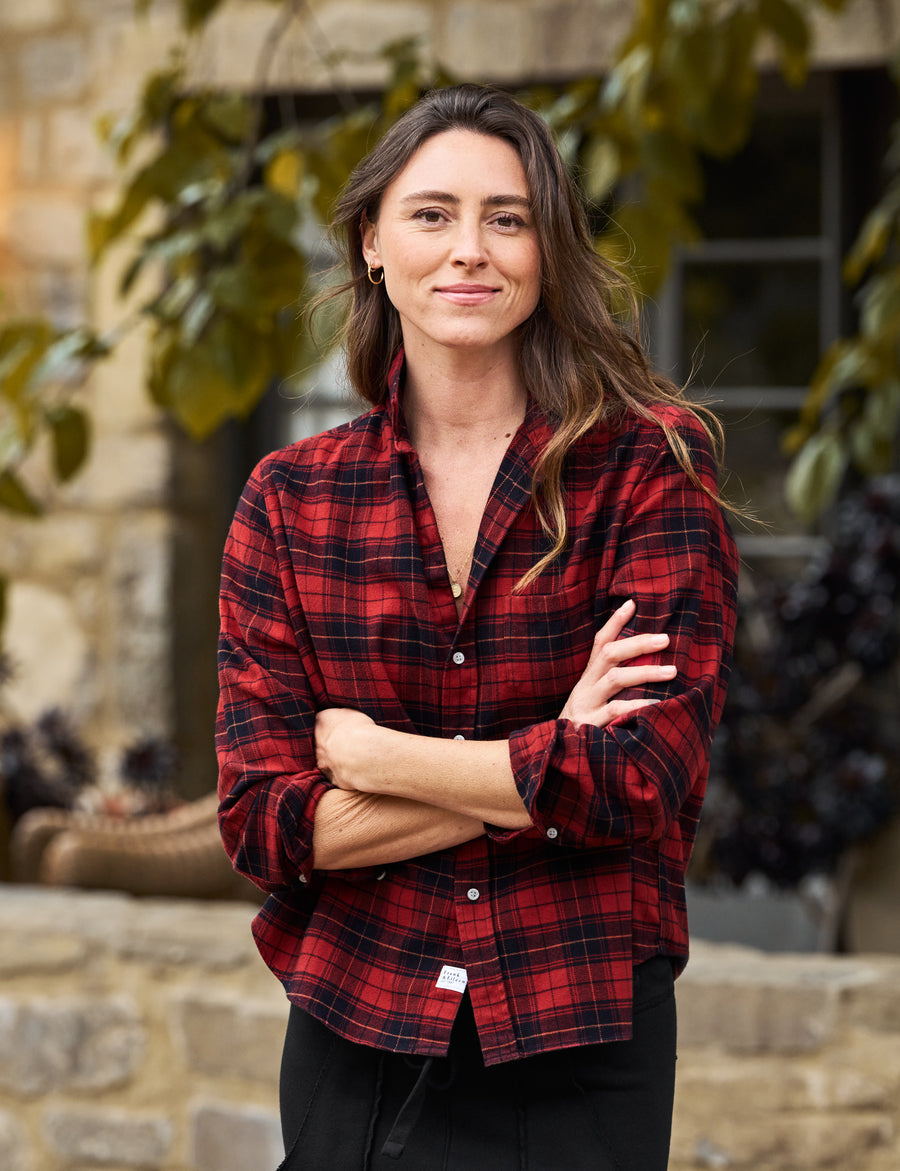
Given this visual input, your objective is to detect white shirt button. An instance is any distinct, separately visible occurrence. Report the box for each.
[376,870,387,881]
[466,887,480,901]
[298,874,308,884]
[452,651,465,666]
[453,734,465,741]
[546,827,559,840]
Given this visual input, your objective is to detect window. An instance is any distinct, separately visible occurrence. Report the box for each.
[649,73,843,550]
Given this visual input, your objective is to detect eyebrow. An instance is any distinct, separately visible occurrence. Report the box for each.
[398,190,531,209]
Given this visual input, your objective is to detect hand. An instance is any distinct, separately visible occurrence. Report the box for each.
[559,599,676,730]
[315,708,378,791]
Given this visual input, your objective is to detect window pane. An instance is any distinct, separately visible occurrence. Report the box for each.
[697,113,822,239]
[682,261,820,388]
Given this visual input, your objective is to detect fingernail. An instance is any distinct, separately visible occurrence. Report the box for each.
[619,599,635,613]
[651,634,669,646]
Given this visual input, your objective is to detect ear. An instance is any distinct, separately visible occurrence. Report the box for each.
[361,214,380,268]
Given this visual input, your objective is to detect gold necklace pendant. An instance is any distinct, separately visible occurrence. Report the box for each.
[450,580,463,599]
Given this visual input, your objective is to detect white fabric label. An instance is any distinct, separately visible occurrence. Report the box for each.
[435,965,468,993]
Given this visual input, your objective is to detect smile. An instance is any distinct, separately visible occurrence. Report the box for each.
[435,284,499,305]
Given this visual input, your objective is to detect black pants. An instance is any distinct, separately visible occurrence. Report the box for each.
[278,956,676,1171]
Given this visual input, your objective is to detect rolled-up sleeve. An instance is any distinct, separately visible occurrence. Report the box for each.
[507,418,739,849]
[216,465,330,892]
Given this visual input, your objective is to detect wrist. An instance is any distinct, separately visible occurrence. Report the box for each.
[352,722,396,793]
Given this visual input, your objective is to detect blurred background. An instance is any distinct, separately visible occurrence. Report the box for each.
[0,2,899,1169]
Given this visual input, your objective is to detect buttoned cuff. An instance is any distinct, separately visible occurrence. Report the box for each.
[505,716,575,847]
[276,775,330,883]
[486,721,570,846]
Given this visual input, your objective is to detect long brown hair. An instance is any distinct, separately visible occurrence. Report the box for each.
[326,84,727,586]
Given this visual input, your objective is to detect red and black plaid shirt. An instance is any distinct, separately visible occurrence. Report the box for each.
[217,354,739,1065]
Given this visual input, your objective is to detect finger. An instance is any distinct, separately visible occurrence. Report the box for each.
[583,627,670,684]
[582,600,637,674]
[594,599,636,646]
[594,662,676,701]
[602,633,672,668]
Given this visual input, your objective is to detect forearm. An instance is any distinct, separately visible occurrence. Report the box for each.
[339,727,533,829]
[312,787,485,870]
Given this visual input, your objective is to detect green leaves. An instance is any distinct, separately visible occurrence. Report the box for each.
[785,430,848,522]
[786,67,900,522]
[48,406,90,482]
[0,319,100,515]
[759,0,811,86]
[574,0,827,294]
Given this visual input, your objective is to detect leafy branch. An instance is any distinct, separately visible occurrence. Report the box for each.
[2,0,896,546]
[784,47,900,520]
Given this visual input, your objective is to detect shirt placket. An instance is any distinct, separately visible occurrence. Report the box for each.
[392,398,553,1060]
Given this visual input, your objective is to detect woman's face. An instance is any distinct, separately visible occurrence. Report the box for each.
[362,130,542,363]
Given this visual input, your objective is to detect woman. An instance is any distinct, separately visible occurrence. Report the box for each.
[217,84,739,1169]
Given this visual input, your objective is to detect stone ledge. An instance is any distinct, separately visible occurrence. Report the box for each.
[0,885,262,970]
[678,941,900,1053]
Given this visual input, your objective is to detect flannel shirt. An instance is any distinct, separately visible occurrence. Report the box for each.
[217,353,739,1066]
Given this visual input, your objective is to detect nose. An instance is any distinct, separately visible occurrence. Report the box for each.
[450,218,487,269]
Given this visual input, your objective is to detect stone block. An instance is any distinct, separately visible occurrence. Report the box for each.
[104,510,173,735]
[60,427,171,509]
[848,969,900,1032]
[677,943,876,1054]
[314,1,433,66]
[19,34,88,103]
[0,0,65,31]
[86,9,181,112]
[17,114,43,181]
[1,580,92,724]
[47,105,115,182]
[193,0,433,91]
[112,898,260,969]
[676,1041,900,1118]
[671,1109,894,1170]
[530,0,628,76]
[442,1,532,81]
[0,511,105,578]
[84,326,160,429]
[43,1106,173,1167]
[812,0,900,67]
[678,976,839,1053]
[0,929,87,977]
[0,994,144,1096]
[190,1099,284,1171]
[173,989,287,1085]
[5,193,87,265]
[0,886,262,969]
[0,1110,30,1171]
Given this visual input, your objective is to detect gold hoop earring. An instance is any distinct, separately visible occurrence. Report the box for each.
[367,263,384,285]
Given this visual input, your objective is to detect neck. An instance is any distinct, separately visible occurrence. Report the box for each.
[402,345,527,450]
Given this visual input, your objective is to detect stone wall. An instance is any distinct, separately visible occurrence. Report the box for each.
[1,885,899,1171]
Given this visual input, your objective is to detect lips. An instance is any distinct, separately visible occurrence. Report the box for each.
[435,283,499,305]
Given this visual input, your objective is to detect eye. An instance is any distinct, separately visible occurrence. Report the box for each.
[413,208,447,225]
[491,212,526,230]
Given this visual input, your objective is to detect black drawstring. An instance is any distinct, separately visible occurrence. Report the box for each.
[380,1056,436,1159]
[380,993,472,1159]
[363,1051,386,1169]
